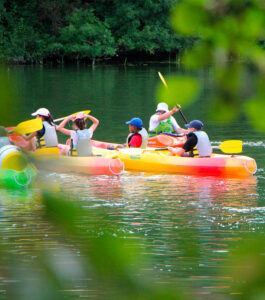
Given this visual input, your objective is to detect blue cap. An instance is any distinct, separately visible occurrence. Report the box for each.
[125,117,143,128]
[185,120,203,130]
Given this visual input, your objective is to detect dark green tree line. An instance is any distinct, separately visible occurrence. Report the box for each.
[0,0,195,64]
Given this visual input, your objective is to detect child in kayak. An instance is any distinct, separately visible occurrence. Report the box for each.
[115,117,148,149]
[168,120,212,157]
[23,108,58,150]
[57,112,99,156]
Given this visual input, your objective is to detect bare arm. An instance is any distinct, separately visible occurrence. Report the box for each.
[86,114,99,132]
[56,116,73,136]
[157,105,179,122]
[160,104,188,134]
[175,127,189,134]
[167,147,185,156]
[23,131,37,141]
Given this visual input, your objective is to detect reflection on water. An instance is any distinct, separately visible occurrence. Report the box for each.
[0,165,263,297]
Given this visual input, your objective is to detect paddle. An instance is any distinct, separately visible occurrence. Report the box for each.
[54,110,91,123]
[152,140,243,154]
[213,140,242,154]
[8,118,43,135]
[158,72,189,124]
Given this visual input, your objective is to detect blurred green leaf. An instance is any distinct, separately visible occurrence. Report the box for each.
[244,83,265,131]
[209,96,239,123]
[157,76,199,107]
[183,45,212,69]
[171,2,209,36]
[227,234,265,298]
[169,0,265,130]
[39,191,184,299]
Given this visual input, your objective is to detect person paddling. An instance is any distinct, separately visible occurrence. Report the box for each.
[116,118,148,149]
[57,112,99,156]
[23,108,58,150]
[148,102,188,137]
[168,120,212,157]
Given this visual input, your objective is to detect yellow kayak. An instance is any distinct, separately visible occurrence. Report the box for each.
[92,147,257,178]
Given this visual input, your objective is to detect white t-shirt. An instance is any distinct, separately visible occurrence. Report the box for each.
[148,115,180,132]
[70,128,93,147]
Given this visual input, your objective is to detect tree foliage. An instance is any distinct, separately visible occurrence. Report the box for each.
[157,0,265,131]
[0,0,196,63]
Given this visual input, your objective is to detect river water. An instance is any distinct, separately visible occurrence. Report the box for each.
[0,64,264,299]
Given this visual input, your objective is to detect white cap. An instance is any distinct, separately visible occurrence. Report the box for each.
[31,108,50,117]
[156,102,169,112]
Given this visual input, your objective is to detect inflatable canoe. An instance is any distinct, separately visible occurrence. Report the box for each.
[32,146,124,176]
[0,166,36,188]
[93,147,257,178]
[91,134,186,149]
[0,144,37,188]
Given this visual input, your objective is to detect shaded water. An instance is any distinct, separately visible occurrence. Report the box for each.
[0,64,264,298]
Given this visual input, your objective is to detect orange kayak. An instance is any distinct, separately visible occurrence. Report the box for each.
[5,133,124,176]
[147,134,186,148]
[91,134,186,149]
[31,146,124,176]
[35,154,124,176]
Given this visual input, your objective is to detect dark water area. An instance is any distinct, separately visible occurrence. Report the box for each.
[0,64,264,298]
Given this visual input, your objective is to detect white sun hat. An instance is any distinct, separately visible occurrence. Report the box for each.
[31,108,50,117]
[156,102,169,112]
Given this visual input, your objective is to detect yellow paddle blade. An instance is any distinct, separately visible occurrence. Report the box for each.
[158,72,168,88]
[12,118,43,135]
[217,140,242,153]
[54,110,91,122]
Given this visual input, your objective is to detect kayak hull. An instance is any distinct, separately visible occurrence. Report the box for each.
[93,148,257,178]
[33,148,124,176]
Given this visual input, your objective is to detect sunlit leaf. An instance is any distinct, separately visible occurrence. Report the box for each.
[182,44,212,69]
[171,2,209,36]
[244,95,265,132]
[209,96,239,123]
[226,234,265,298]
[157,76,199,107]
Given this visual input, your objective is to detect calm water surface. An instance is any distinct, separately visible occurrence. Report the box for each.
[0,65,264,298]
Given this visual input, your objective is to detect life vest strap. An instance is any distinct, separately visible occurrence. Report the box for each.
[37,136,46,149]
[70,139,77,156]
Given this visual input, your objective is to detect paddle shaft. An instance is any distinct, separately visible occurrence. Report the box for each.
[177,105,189,124]
[153,140,242,153]
[54,117,66,122]
[54,110,91,123]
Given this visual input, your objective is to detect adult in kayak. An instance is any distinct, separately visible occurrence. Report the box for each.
[148,102,188,137]
[115,118,148,149]
[23,108,58,150]
[57,112,99,156]
[168,120,212,157]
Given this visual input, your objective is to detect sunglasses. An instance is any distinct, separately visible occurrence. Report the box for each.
[156,110,166,114]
